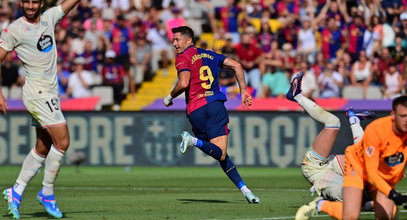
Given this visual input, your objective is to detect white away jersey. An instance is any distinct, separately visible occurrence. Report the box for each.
[0,6,64,99]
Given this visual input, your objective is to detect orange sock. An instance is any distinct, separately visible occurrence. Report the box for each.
[320,201,343,219]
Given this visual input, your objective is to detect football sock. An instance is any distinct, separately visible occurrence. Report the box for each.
[294,94,340,128]
[196,139,223,161]
[319,201,342,219]
[350,123,364,144]
[348,116,360,125]
[219,155,245,189]
[42,146,65,196]
[239,185,251,194]
[14,148,46,195]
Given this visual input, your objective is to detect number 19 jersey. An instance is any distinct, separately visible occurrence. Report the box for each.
[175,45,227,115]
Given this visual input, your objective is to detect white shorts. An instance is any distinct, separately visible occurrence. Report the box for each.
[23,96,66,128]
[301,148,344,201]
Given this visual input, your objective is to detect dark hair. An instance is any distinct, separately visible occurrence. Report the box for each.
[171,26,194,40]
[392,95,407,111]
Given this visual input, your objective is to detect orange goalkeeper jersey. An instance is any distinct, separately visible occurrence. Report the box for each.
[346,116,407,196]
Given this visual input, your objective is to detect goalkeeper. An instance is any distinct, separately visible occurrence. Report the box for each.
[291,73,407,220]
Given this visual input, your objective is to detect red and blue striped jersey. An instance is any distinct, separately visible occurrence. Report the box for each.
[175,45,227,115]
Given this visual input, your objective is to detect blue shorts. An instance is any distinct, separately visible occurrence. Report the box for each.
[187,101,230,141]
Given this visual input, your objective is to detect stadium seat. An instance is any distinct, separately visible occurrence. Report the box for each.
[366,86,382,100]
[91,86,114,109]
[9,87,22,99]
[1,87,9,99]
[342,86,364,99]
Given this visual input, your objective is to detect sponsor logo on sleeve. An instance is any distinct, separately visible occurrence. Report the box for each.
[366,146,374,156]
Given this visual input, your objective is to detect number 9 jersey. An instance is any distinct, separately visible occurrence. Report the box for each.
[175,45,227,115]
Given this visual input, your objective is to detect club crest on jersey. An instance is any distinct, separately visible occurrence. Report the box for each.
[37,34,53,52]
[384,152,404,167]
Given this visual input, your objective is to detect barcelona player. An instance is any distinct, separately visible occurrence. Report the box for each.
[163,26,259,203]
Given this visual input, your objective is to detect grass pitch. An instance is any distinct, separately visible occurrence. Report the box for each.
[1,166,407,220]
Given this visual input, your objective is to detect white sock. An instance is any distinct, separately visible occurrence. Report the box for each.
[350,123,364,144]
[14,148,45,195]
[295,94,340,128]
[240,185,251,194]
[42,147,65,196]
[192,137,198,146]
[348,116,360,125]
[317,200,325,212]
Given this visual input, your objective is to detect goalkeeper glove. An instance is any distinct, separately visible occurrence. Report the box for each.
[388,189,407,205]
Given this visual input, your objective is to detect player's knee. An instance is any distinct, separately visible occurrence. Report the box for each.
[326,114,340,128]
[55,137,70,152]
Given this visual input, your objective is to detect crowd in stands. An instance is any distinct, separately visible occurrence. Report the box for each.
[1,0,407,110]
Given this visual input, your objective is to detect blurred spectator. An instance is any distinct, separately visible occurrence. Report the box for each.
[292,61,318,99]
[101,0,116,21]
[129,33,152,88]
[84,17,104,50]
[220,35,236,58]
[67,57,94,98]
[146,22,172,75]
[311,52,326,79]
[83,7,103,32]
[399,11,407,39]
[297,16,317,64]
[57,61,70,99]
[111,15,133,71]
[319,17,345,62]
[389,34,407,64]
[318,61,344,98]
[345,15,366,62]
[258,20,275,53]
[281,42,296,72]
[234,32,263,97]
[101,50,126,110]
[79,40,99,74]
[215,0,241,44]
[260,40,283,75]
[1,53,21,88]
[363,23,380,59]
[337,52,353,85]
[261,67,290,98]
[166,7,187,40]
[350,50,373,98]
[382,0,404,24]
[71,27,87,55]
[382,62,403,99]
[373,47,394,85]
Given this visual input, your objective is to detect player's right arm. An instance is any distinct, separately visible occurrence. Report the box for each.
[60,0,81,15]
[0,47,9,115]
[222,57,252,109]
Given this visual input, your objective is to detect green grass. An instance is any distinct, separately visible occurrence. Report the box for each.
[1,166,406,220]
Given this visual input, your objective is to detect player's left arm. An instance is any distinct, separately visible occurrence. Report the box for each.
[60,0,81,15]
[163,70,190,107]
[222,57,252,109]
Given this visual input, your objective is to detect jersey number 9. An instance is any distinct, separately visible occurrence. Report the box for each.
[199,66,214,89]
